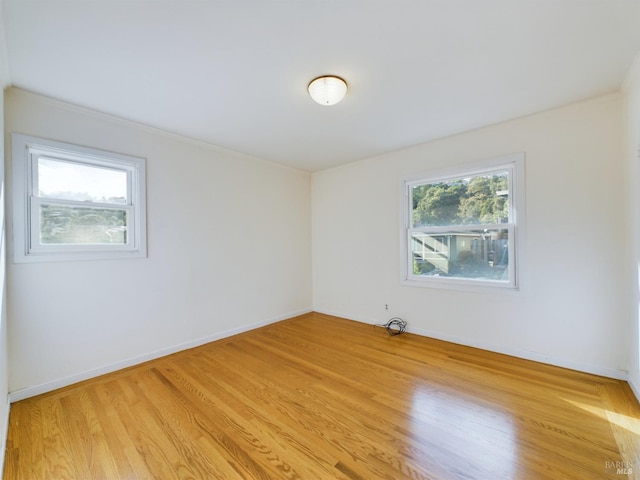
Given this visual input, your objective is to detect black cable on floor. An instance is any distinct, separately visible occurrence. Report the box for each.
[374,317,407,336]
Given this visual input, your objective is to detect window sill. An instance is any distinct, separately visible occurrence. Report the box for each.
[401,276,521,295]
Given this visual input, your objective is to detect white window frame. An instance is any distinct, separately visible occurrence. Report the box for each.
[12,134,147,263]
[401,153,525,293]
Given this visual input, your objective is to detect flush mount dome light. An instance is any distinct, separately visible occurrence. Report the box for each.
[308,75,347,106]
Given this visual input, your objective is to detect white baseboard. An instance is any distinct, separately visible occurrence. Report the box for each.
[0,395,9,476]
[628,376,640,404]
[10,306,629,402]
[313,308,628,381]
[9,308,312,403]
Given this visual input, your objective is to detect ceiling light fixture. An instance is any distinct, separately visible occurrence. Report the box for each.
[308,75,347,106]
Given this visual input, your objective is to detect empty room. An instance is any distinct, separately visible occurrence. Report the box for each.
[0,1,640,479]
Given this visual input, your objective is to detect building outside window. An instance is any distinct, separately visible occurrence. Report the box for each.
[402,153,524,292]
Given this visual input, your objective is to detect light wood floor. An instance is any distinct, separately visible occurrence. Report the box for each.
[4,312,640,479]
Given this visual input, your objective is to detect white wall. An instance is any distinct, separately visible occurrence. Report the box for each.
[5,88,312,398]
[2,76,634,400]
[0,5,11,474]
[623,54,640,396]
[312,93,629,378]
[0,105,7,479]
[0,94,7,473]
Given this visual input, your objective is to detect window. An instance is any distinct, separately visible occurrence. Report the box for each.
[402,153,524,291]
[12,134,147,262]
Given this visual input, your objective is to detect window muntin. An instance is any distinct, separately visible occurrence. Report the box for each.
[403,155,523,291]
[13,134,147,262]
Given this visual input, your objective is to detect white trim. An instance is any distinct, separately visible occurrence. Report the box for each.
[400,152,526,294]
[313,308,628,380]
[402,152,524,186]
[9,308,312,402]
[628,377,640,404]
[11,133,147,263]
[0,395,9,477]
[313,308,381,326]
[408,325,627,381]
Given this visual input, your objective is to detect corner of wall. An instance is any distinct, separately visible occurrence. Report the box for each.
[628,375,640,405]
[623,51,640,94]
[0,394,9,476]
[0,8,10,470]
[623,49,640,401]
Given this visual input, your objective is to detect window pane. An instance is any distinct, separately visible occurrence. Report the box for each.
[40,204,127,245]
[37,157,128,204]
[412,172,509,227]
[411,229,509,281]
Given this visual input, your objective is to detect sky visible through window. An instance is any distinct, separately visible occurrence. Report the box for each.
[37,157,127,204]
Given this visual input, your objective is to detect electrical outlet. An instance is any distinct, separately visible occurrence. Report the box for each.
[385,304,389,310]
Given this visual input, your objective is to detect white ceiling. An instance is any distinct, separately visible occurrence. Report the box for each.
[3,1,640,172]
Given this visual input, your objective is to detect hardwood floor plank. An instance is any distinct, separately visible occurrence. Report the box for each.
[88,382,152,479]
[164,358,350,479]
[150,366,300,479]
[4,312,640,479]
[156,362,349,480]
